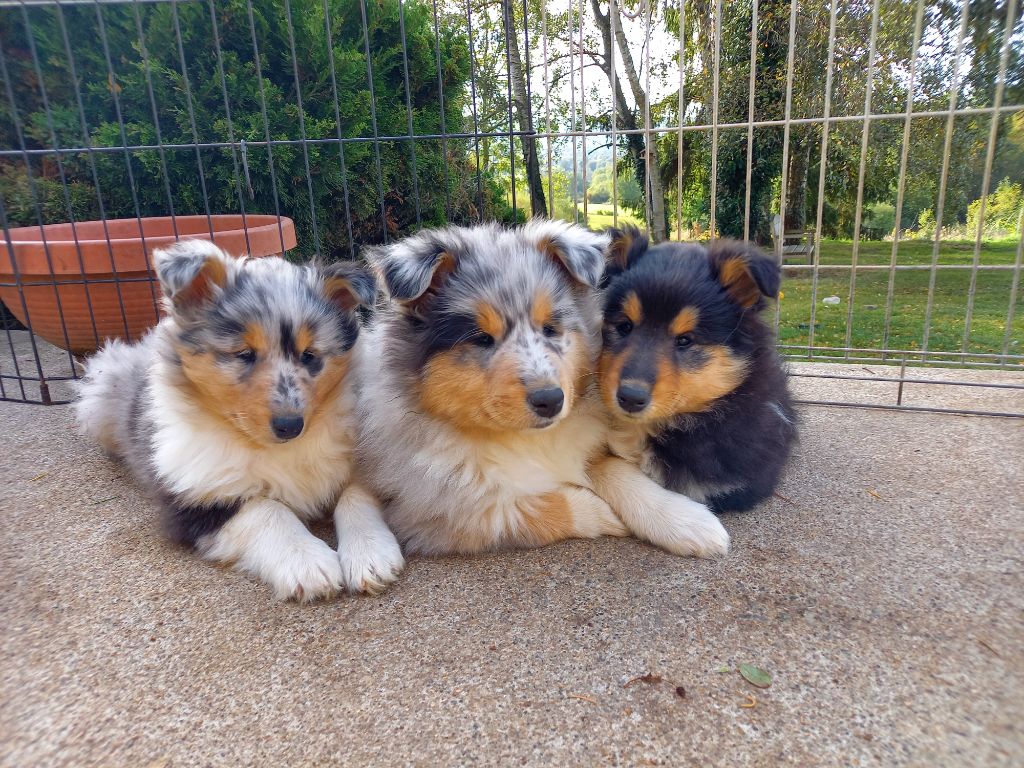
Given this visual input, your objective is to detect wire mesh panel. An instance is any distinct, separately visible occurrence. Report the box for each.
[0,0,1021,414]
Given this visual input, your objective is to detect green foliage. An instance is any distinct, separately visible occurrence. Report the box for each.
[0,165,99,227]
[652,0,1023,244]
[547,168,582,222]
[967,178,1023,238]
[0,0,507,259]
[585,163,641,208]
[864,203,896,238]
[914,208,937,240]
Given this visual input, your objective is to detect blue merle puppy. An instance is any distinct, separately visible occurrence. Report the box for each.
[75,240,403,600]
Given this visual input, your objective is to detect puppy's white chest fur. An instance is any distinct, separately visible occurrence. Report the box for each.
[471,402,605,491]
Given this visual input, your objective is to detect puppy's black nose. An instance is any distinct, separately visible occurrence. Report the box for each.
[616,384,651,414]
[527,387,565,418]
[271,414,305,441]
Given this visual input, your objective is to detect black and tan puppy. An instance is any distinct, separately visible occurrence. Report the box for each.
[599,227,796,513]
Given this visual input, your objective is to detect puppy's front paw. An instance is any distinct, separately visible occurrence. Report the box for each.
[660,499,730,558]
[266,537,345,602]
[337,529,405,595]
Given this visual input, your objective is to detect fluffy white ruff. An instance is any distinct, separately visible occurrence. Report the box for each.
[73,336,147,457]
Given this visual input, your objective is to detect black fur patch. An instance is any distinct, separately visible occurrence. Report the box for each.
[162,490,244,547]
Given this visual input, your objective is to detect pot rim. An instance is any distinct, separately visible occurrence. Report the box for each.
[1,214,291,247]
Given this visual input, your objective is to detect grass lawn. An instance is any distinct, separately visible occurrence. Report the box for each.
[571,206,1021,365]
[774,238,1022,363]
[583,202,643,231]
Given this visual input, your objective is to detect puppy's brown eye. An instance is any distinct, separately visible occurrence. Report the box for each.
[542,323,559,338]
[472,332,494,348]
[616,320,633,336]
[676,334,693,349]
[235,349,256,364]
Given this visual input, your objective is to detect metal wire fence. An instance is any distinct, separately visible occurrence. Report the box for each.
[0,0,1021,416]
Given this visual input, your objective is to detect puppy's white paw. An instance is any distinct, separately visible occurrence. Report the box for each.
[265,536,345,602]
[658,498,730,558]
[337,529,405,595]
[199,499,344,602]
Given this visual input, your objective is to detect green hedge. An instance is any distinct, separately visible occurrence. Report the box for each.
[0,0,511,259]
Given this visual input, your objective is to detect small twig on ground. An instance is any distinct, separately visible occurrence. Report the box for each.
[89,496,118,505]
[866,488,883,500]
[30,472,49,482]
[623,673,662,687]
[740,694,757,709]
[567,694,598,704]
[772,491,796,505]
[977,638,1002,657]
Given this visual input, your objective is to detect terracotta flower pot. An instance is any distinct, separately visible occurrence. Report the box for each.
[0,214,296,354]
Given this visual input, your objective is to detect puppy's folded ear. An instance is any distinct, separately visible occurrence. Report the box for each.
[707,240,781,309]
[523,219,608,288]
[321,260,377,313]
[154,239,234,316]
[362,231,460,312]
[603,225,649,284]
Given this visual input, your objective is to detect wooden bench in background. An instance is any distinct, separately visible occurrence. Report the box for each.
[771,215,816,264]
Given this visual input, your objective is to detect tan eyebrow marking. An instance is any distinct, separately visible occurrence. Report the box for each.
[669,306,700,336]
[475,302,505,339]
[622,291,643,325]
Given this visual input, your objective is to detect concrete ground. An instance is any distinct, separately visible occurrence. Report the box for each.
[1,389,1022,766]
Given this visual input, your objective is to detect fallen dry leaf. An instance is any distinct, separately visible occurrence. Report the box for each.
[675,686,686,699]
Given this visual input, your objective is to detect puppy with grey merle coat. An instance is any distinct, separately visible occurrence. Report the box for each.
[75,240,404,600]
[355,219,729,558]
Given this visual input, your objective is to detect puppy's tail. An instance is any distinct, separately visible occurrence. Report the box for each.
[73,335,150,457]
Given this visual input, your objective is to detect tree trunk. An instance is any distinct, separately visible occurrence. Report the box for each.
[501,0,547,218]
[590,0,668,241]
[784,134,811,233]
